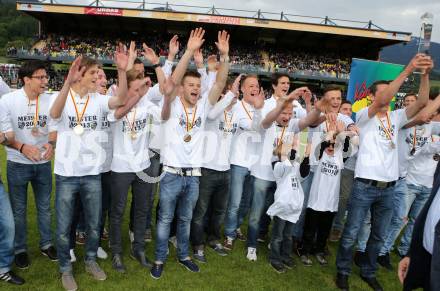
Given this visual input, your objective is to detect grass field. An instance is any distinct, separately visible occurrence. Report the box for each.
[0,145,405,291]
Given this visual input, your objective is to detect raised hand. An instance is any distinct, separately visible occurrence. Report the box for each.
[287,86,309,100]
[162,77,176,98]
[142,43,159,65]
[253,88,265,109]
[231,74,243,97]
[215,30,230,57]
[114,42,129,71]
[335,120,345,133]
[315,96,330,113]
[127,41,137,70]
[66,56,85,85]
[302,89,313,104]
[169,35,179,57]
[193,49,204,68]
[187,27,205,53]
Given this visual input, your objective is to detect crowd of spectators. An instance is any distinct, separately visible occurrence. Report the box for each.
[7,33,352,77]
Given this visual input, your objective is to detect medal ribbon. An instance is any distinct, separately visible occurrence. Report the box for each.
[241,101,253,120]
[223,111,234,132]
[376,112,394,142]
[276,126,287,147]
[70,89,90,125]
[27,93,40,128]
[180,97,197,133]
[125,107,137,134]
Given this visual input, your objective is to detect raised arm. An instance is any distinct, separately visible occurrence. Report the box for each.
[207,30,230,105]
[108,43,129,109]
[50,56,85,119]
[405,61,433,119]
[405,94,440,128]
[142,43,166,92]
[298,94,330,131]
[368,54,431,118]
[125,41,137,72]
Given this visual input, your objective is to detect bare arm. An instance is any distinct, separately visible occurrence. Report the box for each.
[108,43,129,109]
[405,70,432,119]
[207,31,230,106]
[405,94,440,128]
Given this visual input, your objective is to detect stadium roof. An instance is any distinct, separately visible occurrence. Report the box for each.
[17,1,411,48]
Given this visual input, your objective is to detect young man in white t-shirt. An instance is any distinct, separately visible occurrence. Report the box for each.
[49,47,129,291]
[223,74,265,250]
[335,54,433,291]
[150,28,230,279]
[0,61,58,269]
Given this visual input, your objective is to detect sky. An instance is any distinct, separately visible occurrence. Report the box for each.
[56,0,440,42]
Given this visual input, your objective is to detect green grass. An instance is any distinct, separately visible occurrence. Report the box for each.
[0,145,405,291]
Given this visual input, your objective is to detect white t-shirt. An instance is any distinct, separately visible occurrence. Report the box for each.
[267,159,304,223]
[143,86,164,152]
[51,90,112,176]
[251,118,300,181]
[202,92,238,171]
[308,113,354,171]
[160,94,212,168]
[308,149,344,212]
[109,97,161,173]
[229,100,261,169]
[0,88,56,164]
[355,108,408,182]
[0,76,11,97]
[406,122,440,188]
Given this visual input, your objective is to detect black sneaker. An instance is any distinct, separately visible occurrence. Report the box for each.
[112,254,126,273]
[353,251,365,268]
[150,263,164,279]
[282,258,296,269]
[335,273,349,291]
[360,276,384,291]
[41,246,58,261]
[270,262,286,273]
[316,253,328,266]
[178,259,200,273]
[300,255,312,266]
[130,250,152,268]
[193,250,207,263]
[257,233,267,243]
[377,253,393,271]
[0,271,25,285]
[15,252,30,269]
[209,242,228,257]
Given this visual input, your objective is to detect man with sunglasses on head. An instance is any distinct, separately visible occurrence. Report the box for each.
[0,60,58,270]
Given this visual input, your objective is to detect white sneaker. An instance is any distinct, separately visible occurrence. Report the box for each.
[246,247,257,261]
[97,247,108,260]
[128,230,134,243]
[70,249,77,263]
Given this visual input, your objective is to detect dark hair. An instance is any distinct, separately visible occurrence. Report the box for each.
[271,73,290,86]
[182,71,201,84]
[18,60,47,82]
[134,58,143,65]
[404,93,418,101]
[368,80,390,96]
[340,99,352,106]
[322,84,341,95]
[126,69,144,86]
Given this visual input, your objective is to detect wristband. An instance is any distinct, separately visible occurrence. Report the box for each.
[151,63,161,69]
[49,140,56,149]
[220,55,230,63]
[19,144,25,153]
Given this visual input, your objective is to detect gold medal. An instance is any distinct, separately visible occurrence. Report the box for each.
[131,132,138,140]
[184,134,192,142]
[73,124,84,136]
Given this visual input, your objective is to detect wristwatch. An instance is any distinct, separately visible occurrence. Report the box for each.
[151,62,161,69]
[220,55,230,63]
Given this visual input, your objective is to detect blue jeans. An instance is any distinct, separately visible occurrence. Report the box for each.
[237,175,252,231]
[292,171,314,239]
[7,161,53,253]
[0,182,15,274]
[379,179,408,255]
[336,179,394,278]
[155,172,199,262]
[224,165,252,239]
[397,183,431,256]
[356,211,371,252]
[55,174,102,273]
[247,177,276,248]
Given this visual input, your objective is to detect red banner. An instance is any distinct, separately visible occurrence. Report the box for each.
[84,7,123,16]
[196,15,240,25]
